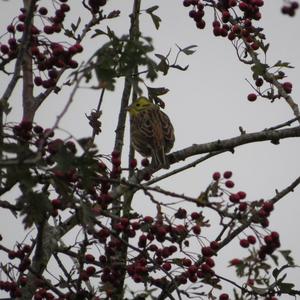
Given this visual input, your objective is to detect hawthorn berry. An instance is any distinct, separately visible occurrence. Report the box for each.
[247,235,256,244]
[141,158,150,167]
[192,225,201,235]
[219,293,229,300]
[247,93,257,102]
[225,180,234,188]
[282,81,293,93]
[212,171,221,180]
[223,171,232,178]
[202,246,214,257]
[240,239,249,248]
[162,262,172,271]
[230,258,241,265]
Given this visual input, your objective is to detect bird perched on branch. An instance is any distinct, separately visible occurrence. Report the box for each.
[127,96,175,169]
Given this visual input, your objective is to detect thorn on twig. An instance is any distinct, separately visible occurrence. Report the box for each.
[239,126,246,134]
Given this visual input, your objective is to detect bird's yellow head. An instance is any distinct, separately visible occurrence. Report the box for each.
[127,97,153,117]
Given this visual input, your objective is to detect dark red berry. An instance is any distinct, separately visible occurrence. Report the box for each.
[247,93,257,102]
[240,239,249,248]
[212,172,221,180]
[223,171,232,179]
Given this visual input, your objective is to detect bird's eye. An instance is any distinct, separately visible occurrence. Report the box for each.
[136,103,140,107]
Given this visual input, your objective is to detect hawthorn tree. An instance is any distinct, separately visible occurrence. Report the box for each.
[0,0,300,300]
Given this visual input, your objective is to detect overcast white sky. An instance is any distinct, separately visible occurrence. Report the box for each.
[0,0,300,298]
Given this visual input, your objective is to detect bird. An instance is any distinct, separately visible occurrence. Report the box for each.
[127,96,175,169]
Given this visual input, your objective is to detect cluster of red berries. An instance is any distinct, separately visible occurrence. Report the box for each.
[213,170,235,188]
[258,231,280,260]
[110,150,122,178]
[281,1,299,16]
[183,0,264,44]
[247,80,293,102]
[0,244,32,297]
[184,0,206,29]
[0,1,83,90]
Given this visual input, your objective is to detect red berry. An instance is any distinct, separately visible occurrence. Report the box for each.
[240,239,249,248]
[196,20,206,29]
[7,24,15,33]
[239,202,248,211]
[182,258,192,267]
[210,241,220,250]
[205,257,215,267]
[230,258,241,265]
[223,171,232,178]
[227,32,236,41]
[68,60,79,69]
[229,193,240,203]
[219,293,229,300]
[247,93,257,102]
[291,2,299,9]
[247,235,256,244]
[51,198,62,209]
[141,158,150,167]
[162,262,172,271]
[85,254,95,263]
[0,44,9,54]
[86,266,96,276]
[183,0,191,7]
[212,20,221,28]
[202,246,214,257]
[60,3,70,12]
[222,10,231,22]
[143,216,154,224]
[271,231,280,241]
[74,43,83,53]
[255,78,264,87]
[251,42,259,50]
[130,159,137,168]
[191,212,200,220]
[239,2,248,11]
[212,172,221,180]
[262,201,274,212]
[192,225,201,235]
[237,191,246,200]
[225,180,234,188]
[44,25,54,34]
[282,81,293,93]
[39,7,48,15]
[16,23,25,32]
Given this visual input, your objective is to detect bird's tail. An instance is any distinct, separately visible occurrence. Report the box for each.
[151,146,170,169]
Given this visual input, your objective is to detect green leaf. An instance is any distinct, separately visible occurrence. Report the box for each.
[279,250,295,266]
[149,12,161,30]
[71,17,81,32]
[180,44,198,55]
[277,282,295,293]
[145,5,159,13]
[251,62,268,80]
[270,254,279,266]
[172,64,189,71]
[272,268,280,279]
[156,57,169,75]
[261,42,269,54]
[91,29,107,39]
[273,60,294,69]
[18,191,52,228]
[147,87,169,97]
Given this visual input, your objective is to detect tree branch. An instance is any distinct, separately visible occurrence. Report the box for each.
[169,126,300,164]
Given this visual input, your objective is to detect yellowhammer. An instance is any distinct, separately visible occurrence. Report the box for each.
[127,96,175,169]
